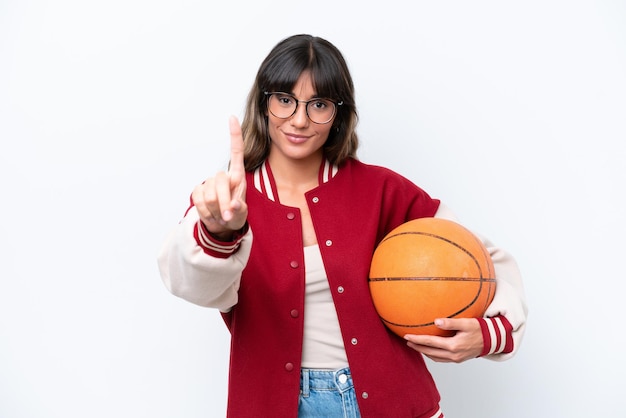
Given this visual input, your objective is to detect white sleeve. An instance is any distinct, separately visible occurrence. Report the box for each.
[157,206,252,312]
[434,203,528,360]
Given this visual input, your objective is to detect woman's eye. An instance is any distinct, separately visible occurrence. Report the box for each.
[276,95,294,105]
[311,100,328,110]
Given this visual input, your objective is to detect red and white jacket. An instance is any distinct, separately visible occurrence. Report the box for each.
[158,158,527,418]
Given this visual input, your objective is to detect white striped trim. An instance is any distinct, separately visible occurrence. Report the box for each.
[196,221,240,254]
[253,169,262,197]
[484,317,508,355]
[321,159,339,183]
[485,319,498,355]
[493,316,507,353]
[253,159,338,202]
[260,162,276,201]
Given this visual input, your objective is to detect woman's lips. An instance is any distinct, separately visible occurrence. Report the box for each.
[284,133,310,144]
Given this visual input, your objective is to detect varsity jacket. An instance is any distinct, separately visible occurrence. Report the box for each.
[158,158,527,418]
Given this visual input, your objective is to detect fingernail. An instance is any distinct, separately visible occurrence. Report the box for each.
[223,210,232,221]
[435,319,443,326]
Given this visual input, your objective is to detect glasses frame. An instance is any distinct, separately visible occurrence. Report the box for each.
[264,91,343,125]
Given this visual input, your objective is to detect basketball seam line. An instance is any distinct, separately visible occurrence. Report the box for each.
[369,277,495,282]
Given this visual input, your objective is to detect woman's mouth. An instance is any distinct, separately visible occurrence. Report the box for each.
[284,133,309,144]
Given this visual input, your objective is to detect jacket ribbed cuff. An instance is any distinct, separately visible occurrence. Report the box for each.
[478,315,514,356]
[194,220,248,259]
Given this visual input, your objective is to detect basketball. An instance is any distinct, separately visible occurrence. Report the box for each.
[368,217,496,337]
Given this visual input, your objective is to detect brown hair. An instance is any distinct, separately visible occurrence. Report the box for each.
[241,34,359,172]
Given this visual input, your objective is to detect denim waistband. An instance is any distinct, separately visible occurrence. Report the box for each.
[300,367,353,396]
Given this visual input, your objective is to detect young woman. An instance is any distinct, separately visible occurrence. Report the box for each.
[158,34,527,418]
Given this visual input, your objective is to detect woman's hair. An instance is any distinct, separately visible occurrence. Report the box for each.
[241,34,359,172]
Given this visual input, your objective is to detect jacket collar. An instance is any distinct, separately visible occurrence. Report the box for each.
[252,159,339,203]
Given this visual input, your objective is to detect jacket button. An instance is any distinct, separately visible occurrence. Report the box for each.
[285,362,294,372]
[337,286,344,293]
[325,239,332,246]
[290,309,299,318]
[312,196,319,203]
[351,338,358,345]
[290,260,299,268]
[286,212,295,220]
[361,392,369,399]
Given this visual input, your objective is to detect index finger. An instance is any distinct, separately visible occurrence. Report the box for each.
[228,115,245,183]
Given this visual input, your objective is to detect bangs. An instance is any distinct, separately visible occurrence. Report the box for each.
[309,62,344,101]
[261,57,305,94]
[259,41,345,102]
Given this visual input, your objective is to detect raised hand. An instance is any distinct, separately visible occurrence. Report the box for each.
[192,116,248,238]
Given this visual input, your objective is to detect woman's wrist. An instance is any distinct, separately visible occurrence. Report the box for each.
[208,229,236,242]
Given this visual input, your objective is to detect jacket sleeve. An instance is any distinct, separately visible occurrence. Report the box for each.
[157,206,252,311]
[434,204,528,361]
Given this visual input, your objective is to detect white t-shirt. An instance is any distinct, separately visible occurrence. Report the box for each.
[301,244,349,369]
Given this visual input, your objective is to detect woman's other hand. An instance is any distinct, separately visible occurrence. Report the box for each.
[404,318,483,363]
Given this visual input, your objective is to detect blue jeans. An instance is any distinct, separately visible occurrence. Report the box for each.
[298,367,362,418]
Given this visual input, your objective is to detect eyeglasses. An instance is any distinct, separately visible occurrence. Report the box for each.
[264,92,342,125]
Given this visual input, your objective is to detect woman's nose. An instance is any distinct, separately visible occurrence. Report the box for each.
[290,102,309,127]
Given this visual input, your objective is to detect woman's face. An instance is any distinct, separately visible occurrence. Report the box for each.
[266,71,335,166]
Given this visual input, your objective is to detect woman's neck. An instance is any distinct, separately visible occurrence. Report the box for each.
[268,152,323,191]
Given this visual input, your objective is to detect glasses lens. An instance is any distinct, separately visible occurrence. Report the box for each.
[268,93,297,119]
[306,99,335,124]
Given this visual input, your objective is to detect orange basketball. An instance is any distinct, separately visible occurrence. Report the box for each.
[368,217,496,337]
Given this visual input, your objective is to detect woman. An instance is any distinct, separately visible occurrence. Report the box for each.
[158,34,527,418]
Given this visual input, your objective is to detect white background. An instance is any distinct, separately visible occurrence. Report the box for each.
[1,1,625,417]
